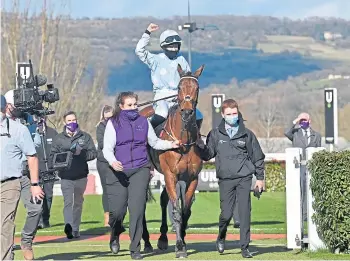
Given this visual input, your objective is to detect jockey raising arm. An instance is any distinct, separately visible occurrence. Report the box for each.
[135,23,203,130]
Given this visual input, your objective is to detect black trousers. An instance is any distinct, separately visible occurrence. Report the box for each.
[218,176,252,250]
[40,181,54,224]
[96,160,111,212]
[232,196,240,224]
[300,165,307,221]
[106,167,150,253]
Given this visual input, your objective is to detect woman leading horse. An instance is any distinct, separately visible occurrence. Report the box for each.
[102,92,180,260]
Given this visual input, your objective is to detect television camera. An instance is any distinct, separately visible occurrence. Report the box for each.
[15,60,60,184]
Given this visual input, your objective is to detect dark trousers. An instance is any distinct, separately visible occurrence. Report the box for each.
[40,181,54,225]
[142,207,150,243]
[300,165,307,221]
[218,176,252,250]
[96,160,111,212]
[232,196,240,224]
[106,167,150,253]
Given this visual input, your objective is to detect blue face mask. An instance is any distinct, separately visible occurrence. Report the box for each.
[224,115,239,126]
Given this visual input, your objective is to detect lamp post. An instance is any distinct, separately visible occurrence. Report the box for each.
[178,0,218,70]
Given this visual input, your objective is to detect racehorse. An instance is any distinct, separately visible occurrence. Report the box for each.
[139,64,205,258]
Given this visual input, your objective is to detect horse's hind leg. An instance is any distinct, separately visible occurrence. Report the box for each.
[157,188,169,250]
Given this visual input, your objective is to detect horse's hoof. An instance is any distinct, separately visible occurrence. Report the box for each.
[176,251,188,258]
[157,236,168,250]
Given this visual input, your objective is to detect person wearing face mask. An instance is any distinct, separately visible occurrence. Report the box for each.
[1,95,44,261]
[103,92,180,260]
[284,112,321,221]
[195,99,265,259]
[49,111,97,239]
[4,90,45,260]
[135,23,204,133]
[96,105,114,226]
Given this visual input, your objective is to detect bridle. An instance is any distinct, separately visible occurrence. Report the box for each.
[164,75,199,149]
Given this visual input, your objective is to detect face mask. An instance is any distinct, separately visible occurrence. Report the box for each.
[224,115,239,126]
[10,108,24,119]
[299,121,309,130]
[66,122,79,132]
[122,109,139,121]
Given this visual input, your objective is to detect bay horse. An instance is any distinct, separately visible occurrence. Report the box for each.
[139,64,204,258]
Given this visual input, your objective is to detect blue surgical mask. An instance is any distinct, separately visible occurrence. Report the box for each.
[224,115,239,126]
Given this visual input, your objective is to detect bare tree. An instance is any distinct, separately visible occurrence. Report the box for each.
[255,92,281,152]
[1,0,108,137]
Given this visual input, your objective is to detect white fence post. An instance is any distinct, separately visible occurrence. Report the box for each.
[285,147,302,249]
[306,147,327,251]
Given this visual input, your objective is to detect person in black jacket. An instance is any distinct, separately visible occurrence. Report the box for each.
[49,111,97,239]
[35,116,59,229]
[96,105,114,226]
[196,99,265,259]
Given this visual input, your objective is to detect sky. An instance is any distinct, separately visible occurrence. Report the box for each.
[2,0,350,20]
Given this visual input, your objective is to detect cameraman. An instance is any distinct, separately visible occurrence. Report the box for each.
[33,116,58,229]
[49,111,97,239]
[4,90,44,260]
[1,95,44,261]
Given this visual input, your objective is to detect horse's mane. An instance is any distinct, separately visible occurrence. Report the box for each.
[168,104,179,117]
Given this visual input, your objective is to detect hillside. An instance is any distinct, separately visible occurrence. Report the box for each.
[1,12,350,141]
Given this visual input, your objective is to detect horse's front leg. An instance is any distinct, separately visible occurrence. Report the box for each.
[157,188,169,250]
[163,171,186,258]
[181,178,198,245]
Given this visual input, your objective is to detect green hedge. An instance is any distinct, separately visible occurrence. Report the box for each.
[308,150,350,253]
[203,160,286,192]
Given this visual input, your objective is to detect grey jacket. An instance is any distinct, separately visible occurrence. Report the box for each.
[284,124,321,158]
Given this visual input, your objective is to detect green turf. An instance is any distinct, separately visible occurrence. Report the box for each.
[13,240,350,260]
[15,192,286,236]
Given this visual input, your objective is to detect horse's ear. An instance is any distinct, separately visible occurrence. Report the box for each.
[193,64,205,78]
[177,64,183,76]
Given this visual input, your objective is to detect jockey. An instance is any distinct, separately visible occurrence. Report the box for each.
[135,23,203,132]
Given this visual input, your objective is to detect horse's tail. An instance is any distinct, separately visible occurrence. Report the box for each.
[146,184,156,203]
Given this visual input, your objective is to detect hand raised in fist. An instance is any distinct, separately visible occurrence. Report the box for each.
[147,23,159,32]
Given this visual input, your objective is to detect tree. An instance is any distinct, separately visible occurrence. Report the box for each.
[255,92,281,152]
[1,0,108,137]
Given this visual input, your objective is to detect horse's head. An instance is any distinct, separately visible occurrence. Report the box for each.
[177,64,204,122]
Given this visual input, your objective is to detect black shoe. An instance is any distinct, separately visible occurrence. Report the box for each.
[110,240,120,254]
[143,241,153,253]
[131,251,143,260]
[216,238,225,253]
[233,222,240,229]
[241,248,253,258]
[64,224,73,239]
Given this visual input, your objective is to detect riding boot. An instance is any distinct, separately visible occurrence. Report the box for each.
[150,114,166,129]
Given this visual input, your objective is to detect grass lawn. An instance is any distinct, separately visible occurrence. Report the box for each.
[13,239,350,260]
[14,192,350,260]
[15,192,286,236]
